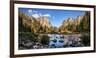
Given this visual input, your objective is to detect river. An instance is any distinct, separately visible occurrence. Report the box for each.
[48,34,83,48]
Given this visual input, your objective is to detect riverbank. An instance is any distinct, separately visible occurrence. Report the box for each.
[18,32,90,50]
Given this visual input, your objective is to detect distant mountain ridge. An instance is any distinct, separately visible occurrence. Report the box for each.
[19,11,90,34]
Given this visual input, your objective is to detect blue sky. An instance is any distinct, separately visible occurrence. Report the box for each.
[19,8,85,27]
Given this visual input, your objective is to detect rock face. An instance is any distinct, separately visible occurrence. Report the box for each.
[61,16,83,27]
[58,15,84,33]
[62,17,74,27]
[38,16,52,28]
[19,13,52,33]
[31,13,52,28]
[75,16,83,25]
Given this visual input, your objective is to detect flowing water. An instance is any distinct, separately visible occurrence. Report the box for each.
[48,34,82,48]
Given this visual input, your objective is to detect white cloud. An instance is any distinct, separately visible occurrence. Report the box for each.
[32,14,40,18]
[43,14,51,17]
[33,10,38,13]
[32,13,51,19]
[28,9,32,13]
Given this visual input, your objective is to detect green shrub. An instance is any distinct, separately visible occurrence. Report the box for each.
[19,32,38,42]
[80,34,90,46]
[40,35,50,45]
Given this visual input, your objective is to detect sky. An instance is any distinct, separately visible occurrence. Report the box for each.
[19,8,85,27]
